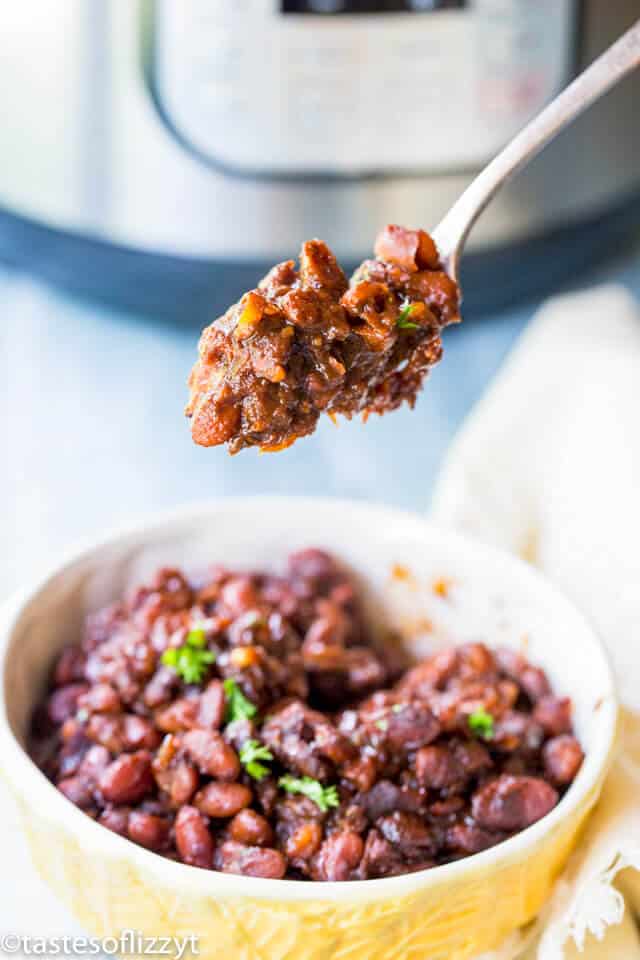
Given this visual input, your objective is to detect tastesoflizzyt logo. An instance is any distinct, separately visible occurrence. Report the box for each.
[0,931,199,959]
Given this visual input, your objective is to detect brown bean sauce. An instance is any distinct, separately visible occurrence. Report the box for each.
[30,550,582,881]
[186,225,460,454]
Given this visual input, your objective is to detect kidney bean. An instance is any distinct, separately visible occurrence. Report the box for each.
[78,683,121,715]
[128,811,170,851]
[58,731,91,778]
[399,648,459,697]
[175,806,214,869]
[455,740,493,775]
[359,828,404,879]
[170,762,200,807]
[458,643,496,679]
[285,821,322,861]
[383,702,440,752]
[196,680,225,729]
[79,745,111,781]
[57,776,95,809]
[359,780,423,821]
[406,269,458,323]
[220,577,259,616]
[182,730,240,781]
[311,831,364,881]
[151,736,200,807]
[194,782,252,819]
[153,732,178,769]
[228,809,274,847]
[472,775,558,832]
[135,569,193,620]
[122,715,162,751]
[253,777,279,818]
[155,698,199,733]
[342,754,377,793]
[48,684,89,725]
[99,751,154,804]
[54,647,86,687]
[228,623,267,655]
[288,549,337,582]
[415,745,462,790]
[495,649,551,702]
[521,668,551,703]
[445,822,505,855]
[112,668,143,707]
[86,714,125,753]
[428,796,465,818]
[143,667,178,709]
[262,700,353,780]
[376,812,437,857]
[343,648,387,694]
[329,580,356,608]
[99,806,130,836]
[304,600,349,650]
[533,697,573,737]
[494,679,521,713]
[128,640,157,680]
[216,840,286,879]
[543,735,584,785]
[302,637,349,672]
[492,712,544,753]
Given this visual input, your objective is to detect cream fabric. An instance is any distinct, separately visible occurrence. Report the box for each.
[431,286,640,958]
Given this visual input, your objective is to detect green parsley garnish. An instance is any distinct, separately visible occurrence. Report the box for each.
[161,628,216,684]
[185,626,207,646]
[278,775,340,813]
[397,304,420,330]
[376,719,388,732]
[468,708,495,740]
[223,678,258,723]
[239,739,273,781]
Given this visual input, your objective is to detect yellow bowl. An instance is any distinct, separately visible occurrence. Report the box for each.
[0,498,618,960]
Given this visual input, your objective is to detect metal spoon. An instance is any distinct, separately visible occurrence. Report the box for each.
[432,18,640,286]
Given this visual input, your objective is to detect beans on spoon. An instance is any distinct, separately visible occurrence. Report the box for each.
[185,225,460,454]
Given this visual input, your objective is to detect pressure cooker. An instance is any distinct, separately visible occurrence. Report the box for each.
[0,0,638,319]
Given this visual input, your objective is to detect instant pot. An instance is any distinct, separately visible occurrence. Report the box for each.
[0,0,638,320]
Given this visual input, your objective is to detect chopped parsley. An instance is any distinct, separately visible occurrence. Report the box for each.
[397,304,420,330]
[223,678,258,723]
[376,719,388,732]
[278,775,340,813]
[468,708,495,740]
[239,739,273,781]
[161,627,215,684]
[184,626,207,647]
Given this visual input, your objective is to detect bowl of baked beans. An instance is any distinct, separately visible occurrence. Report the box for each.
[0,498,617,960]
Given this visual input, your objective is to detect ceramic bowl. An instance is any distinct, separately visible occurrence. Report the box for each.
[0,498,618,960]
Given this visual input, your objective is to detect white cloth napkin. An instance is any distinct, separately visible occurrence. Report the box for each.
[431,285,640,959]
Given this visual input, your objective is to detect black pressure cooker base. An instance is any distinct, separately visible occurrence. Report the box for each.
[0,190,638,328]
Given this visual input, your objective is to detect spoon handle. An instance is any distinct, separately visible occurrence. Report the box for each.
[433,18,640,280]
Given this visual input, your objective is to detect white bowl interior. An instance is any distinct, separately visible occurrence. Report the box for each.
[0,496,617,900]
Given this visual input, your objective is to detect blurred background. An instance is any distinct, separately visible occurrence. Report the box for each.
[1,0,639,599]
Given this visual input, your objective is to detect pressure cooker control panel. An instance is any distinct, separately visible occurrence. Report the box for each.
[153,0,576,176]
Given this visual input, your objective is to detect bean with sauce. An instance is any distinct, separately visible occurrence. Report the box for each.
[30,550,583,881]
[186,226,460,454]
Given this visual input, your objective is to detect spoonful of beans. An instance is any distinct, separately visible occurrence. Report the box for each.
[186,19,640,455]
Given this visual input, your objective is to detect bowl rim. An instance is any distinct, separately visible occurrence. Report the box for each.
[0,495,619,905]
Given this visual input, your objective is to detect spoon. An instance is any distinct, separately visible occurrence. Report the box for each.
[432,18,640,286]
